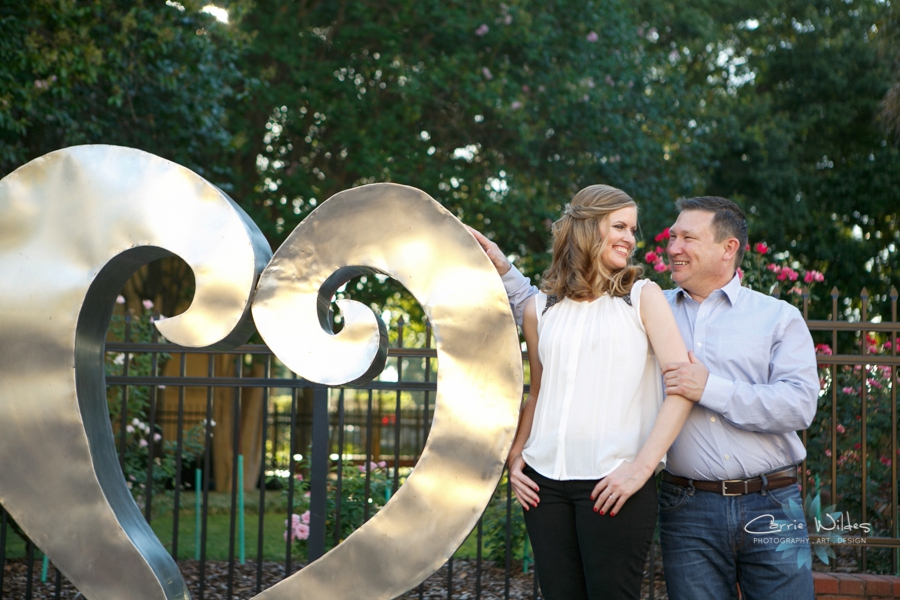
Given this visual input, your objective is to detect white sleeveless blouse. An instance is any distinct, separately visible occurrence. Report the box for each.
[522,279,664,480]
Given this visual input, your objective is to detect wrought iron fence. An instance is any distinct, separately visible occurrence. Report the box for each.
[800,287,900,574]
[2,287,900,599]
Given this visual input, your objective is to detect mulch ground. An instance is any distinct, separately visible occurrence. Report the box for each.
[2,558,670,599]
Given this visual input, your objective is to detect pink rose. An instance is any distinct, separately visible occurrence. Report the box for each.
[803,270,824,283]
[815,344,833,355]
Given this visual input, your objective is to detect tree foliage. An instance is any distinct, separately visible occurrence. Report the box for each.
[641,0,900,314]
[0,0,249,180]
[227,0,712,304]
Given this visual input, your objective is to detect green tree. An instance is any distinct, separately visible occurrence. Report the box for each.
[641,0,900,315]
[228,0,713,315]
[0,0,251,179]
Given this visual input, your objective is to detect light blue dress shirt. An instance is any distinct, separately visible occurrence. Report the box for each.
[501,266,819,480]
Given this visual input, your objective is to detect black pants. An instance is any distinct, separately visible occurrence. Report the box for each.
[522,465,657,600]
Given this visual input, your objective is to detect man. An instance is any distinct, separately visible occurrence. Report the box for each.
[470,196,818,600]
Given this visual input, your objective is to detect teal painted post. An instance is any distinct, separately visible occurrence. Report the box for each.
[238,454,245,565]
[195,468,202,560]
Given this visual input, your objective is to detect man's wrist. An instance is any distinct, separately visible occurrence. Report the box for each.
[500,264,526,289]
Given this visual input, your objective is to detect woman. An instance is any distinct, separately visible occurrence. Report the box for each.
[507,184,693,600]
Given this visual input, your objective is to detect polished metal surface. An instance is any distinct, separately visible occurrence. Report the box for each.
[252,183,522,599]
[0,145,271,599]
[1,150,521,599]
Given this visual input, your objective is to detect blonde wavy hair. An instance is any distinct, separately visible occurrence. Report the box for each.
[540,184,643,299]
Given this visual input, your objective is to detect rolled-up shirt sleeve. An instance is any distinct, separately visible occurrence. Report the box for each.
[698,309,819,434]
[501,265,539,327]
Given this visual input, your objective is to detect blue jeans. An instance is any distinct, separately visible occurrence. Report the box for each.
[658,479,814,600]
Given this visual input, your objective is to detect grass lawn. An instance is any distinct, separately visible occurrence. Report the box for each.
[1,491,488,563]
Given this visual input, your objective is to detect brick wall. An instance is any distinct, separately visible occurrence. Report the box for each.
[813,572,900,599]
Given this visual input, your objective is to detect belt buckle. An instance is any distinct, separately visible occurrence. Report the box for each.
[721,479,747,496]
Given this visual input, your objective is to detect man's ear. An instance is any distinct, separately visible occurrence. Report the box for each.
[722,237,740,263]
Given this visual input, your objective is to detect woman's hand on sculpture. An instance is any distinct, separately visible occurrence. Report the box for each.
[508,453,540,510]
[466,226,512,275]
[590,461,648,516]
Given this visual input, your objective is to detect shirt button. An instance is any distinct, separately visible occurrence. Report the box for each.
[697,342,702,347]
[724,454,730,460]
[711,417,716,422]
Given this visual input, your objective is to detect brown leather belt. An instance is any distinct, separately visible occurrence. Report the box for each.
[660,466,798,496]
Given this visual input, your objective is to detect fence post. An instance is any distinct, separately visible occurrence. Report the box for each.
[308,385,330,562]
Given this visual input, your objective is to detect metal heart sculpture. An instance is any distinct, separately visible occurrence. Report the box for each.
[0,146,523,599]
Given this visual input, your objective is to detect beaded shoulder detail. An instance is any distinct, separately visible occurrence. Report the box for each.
[541,292,631,315]
[541,294,560,316]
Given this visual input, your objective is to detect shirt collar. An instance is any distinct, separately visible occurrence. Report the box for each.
[674,272,742,305]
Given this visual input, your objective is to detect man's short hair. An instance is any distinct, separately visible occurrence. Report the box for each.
[676,196,748,268]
